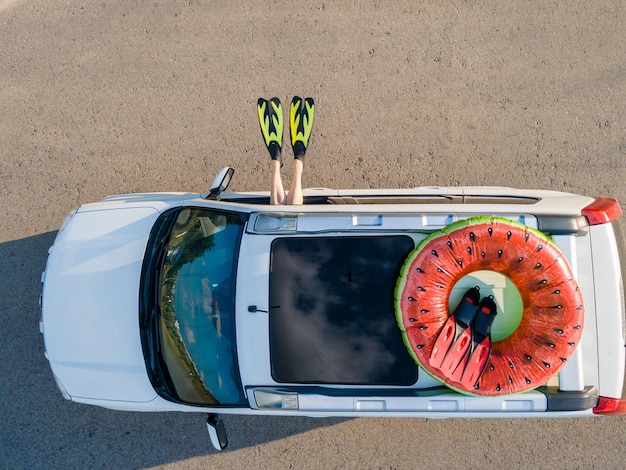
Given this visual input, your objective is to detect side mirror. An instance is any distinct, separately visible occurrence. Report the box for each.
[206,167,234,200]
[206,414,228,450]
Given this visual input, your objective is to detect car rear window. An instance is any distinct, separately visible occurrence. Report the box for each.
[269,235,418,386]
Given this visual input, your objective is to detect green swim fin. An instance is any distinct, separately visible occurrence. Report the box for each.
[289,96,314,160]
[257,97,284,164]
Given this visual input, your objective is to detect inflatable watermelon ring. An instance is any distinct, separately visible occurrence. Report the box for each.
[395,216,584,396]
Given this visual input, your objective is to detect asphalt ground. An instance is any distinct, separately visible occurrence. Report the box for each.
[1,1,624,468]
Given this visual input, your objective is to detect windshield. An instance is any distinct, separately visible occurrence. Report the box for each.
[155,208,246,406]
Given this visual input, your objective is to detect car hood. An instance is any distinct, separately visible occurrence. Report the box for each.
[42,206,162,402]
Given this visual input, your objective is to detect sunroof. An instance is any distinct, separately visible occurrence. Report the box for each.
[269,235,417,385]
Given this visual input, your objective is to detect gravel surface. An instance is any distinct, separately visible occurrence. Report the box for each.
[1,1,624,468]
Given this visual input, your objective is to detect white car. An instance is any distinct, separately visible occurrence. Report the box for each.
[40,168,626,450]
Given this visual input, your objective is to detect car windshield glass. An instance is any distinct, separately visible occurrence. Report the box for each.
[158,208,246,405]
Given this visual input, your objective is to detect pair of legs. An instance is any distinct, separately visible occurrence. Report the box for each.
[257,96,314,205]
[270,159,304,205]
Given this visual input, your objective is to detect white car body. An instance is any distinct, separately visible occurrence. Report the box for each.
[40,169,626,447]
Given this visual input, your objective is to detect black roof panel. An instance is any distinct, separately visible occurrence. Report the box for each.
[269,235,418,385]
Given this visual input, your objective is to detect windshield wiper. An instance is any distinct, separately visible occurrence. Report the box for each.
[139,208,182,401]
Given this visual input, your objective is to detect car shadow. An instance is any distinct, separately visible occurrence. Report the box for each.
[0,232,350,468]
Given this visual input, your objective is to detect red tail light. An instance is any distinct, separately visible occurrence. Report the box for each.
[593,396,626,415]
[581,197,623,225]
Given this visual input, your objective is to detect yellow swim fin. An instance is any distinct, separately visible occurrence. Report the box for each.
[257,97,283,163]
[289,96,314,160]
